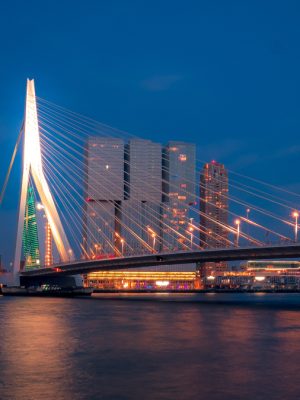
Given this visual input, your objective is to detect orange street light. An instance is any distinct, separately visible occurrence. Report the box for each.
[120,238,125,256]
[292,211,299,242]
[234,219,241,247]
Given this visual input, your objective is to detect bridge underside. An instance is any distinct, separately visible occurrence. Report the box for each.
[20,244,300,286]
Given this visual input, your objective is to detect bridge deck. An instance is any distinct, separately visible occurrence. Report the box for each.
[21,244,300,277]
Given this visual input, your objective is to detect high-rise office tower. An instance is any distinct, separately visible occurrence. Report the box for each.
[122,139,162,254]
[84,137,125,257]
[83,137,197,259]
[162,141,196,251]
[199,161,228,274]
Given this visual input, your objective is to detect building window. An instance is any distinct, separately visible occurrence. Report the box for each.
[179,154,187,162]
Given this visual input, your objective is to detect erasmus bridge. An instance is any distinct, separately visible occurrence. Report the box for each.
[1,79,300,287]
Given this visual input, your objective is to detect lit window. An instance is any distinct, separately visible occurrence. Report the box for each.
[179,154,187,161]
[180,183,187,188]
[178,195,186,200]
[105,165,109,170]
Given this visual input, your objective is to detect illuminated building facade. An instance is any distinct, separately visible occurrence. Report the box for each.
[85,269,196,290]
[84,137,162,257]
[122,139,162,254]
[200,161,228,248]
[23,185,40,269]
[83,137,197,262]
[162,141,196,250]
[201,260,300,290]
[199,161,228,275]
[44,221,53,267]
[84,137,125,257]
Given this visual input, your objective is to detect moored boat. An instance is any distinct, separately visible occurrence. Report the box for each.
[1,285,93,297]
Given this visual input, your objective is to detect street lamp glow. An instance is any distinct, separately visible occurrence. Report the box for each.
[188,226,194,248]
[147,226,157,251]
[36,203,44,211]
[245,208,251,238]
[234,219,241,247]
[292,211,299,242]
[188,218,194,248]
[151,232,156,251]
[120,238,125,256]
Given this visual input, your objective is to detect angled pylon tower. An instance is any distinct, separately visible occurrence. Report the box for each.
[13,79,72,278]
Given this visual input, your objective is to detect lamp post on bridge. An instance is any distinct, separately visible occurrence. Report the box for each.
[292,211,299,242]
[234,219,241,247]
[245,208,250,241]
[151,233,156,252]
[120,238,125,256]
[246,208,250,220]
[147,226,157,253]
[188,218,194,249]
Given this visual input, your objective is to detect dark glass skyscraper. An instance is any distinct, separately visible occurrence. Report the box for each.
[199,161,228,273]
[162,141,196,251]
[200,161,229,248]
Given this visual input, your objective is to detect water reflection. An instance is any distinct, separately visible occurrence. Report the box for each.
[0,294,300,400]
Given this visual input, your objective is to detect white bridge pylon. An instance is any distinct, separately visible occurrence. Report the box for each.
[13,79,72,278]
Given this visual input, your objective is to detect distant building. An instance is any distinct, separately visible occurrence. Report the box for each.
[201,260,300,290]
[83,137,197,264]
[44,221,53,267]
[23,184,40,269]
[199,161,229,275]
[243,260,300,271]
[85,267,196,291]
[83,137,125,258]
[162,141,196,251]
[122,139,162,254]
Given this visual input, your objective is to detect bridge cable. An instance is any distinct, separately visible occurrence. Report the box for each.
[0,121,24,206]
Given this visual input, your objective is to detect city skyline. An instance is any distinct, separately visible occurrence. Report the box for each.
[1,4,300,400]
[83,136,198,260]
[1,2,300,264]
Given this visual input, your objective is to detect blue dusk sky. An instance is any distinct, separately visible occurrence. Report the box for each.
[0,0,300,262]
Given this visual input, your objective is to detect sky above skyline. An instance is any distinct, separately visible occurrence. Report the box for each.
[0,0,300,263]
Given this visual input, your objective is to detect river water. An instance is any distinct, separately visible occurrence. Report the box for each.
[1,293,300,400]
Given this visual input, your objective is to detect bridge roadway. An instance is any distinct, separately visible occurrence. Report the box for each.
[21,244,300,278]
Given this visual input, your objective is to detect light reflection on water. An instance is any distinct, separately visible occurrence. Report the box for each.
[1,293,300,400]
